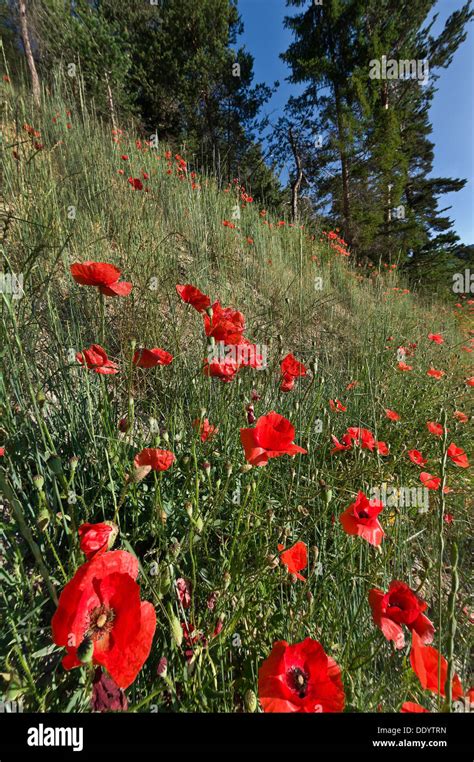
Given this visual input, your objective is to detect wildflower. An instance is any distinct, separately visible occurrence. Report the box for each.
[193,418,218,442]
[447,443,469,468]
[240,411,307,467]
[78,522,118,560]
[385,409,400,421]
[330,399,347,413]
[51,550,156,689]
[368,581,434,649]
[426,421,444,436]
[76,344,118,375]
[176,284,211,313]
[278,541,308,581]
[134,448,175,472]
[410,631,463,699]
[339,491,384,547]
[280,354,307,393]
[258,638,345,713]
[133,348,173,367]
[419,472,441,490]
[128,177,143,190]
[408,449,427,467]
[70,261,132,297]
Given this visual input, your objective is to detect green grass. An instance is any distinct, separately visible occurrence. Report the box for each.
[0,77,472,713]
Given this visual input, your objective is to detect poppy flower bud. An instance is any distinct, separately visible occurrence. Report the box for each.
[246,404,255,424]
[202,461,211,473]
[69,456,79,472]
[33,474,44,491]
[309,360,318,375]
[240,463,253,473]
[36,388,46,407]
[169,611,183,647]
[77,636,94,663]
[195,515,204,533]
[267,554,279,569]
[37,507,50,531]
[244,689,257,713]
[130,465,152,483]
[157,657,168,678]
[185,501,193,517]
[118,416,130,433]
[225,462,233,476]
[47,454,63,476]
[223,572,231,590]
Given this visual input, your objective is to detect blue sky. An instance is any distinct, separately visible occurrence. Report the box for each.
[237,0,473,244]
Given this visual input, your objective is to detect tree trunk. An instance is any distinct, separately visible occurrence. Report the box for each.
[18,0,40,107]
[105,72,118,133]
[289,127,303,223]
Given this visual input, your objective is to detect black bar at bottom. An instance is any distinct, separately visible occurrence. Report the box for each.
[0,711,471,757]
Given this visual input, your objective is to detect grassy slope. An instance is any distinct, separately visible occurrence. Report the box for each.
[0,82,472,712]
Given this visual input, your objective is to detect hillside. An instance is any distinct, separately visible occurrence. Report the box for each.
[0,82,472,714]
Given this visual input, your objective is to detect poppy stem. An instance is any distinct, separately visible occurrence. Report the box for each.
[99,292,105,345]
[437,408,448,709]
[443,542,459,711]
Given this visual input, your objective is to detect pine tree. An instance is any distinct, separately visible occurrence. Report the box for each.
[282,0,473,273]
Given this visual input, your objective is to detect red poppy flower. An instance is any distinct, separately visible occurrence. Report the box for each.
[410,631,463,699]
[76,344,119,375]
[339,491,384,547]
[419,472,441,490]
[426,421,443,436]
[0,447,4,457]
[70,262,132,297]
[427,369,445,379]
[346,380,358,390]
[128,177,143,190]
[51,550,156,689]
[467,377,474,387]
[398,361,413,371]
[453,411,468,423]
[232,340,265,369]
[345,427,376,451]
[428,333,444,344]
[258,637,345,713]
[368,581,434,650]
[176,284,210,313]
[121,154,129,161]
[240,411,307,466]
[330,434,352,453]
[447,443,469,468]
[278,541,308,581]
[444,513,454,524]
[78,522,117,560]
[408,449,427,467]
[193,418,218,442]
[385,409,400,421]
[401,702,429,713]
[203,357,239,382]
[280,354,307,392]
[133,348,173,367]
[203,301,245,344]
[376,441,389,456]
[281,375,295,392]
[134,448,175,472]
[330,399,347,413]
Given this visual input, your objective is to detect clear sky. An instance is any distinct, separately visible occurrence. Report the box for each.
[237,0,473,245]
